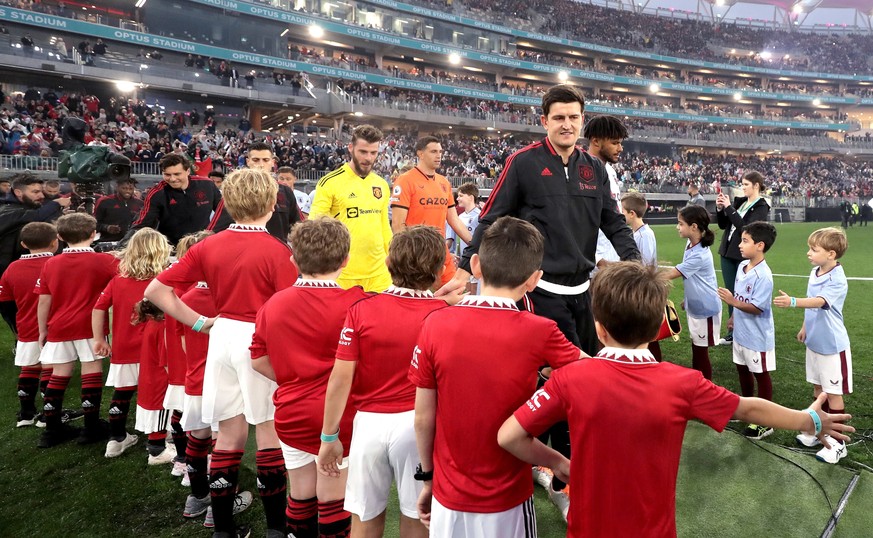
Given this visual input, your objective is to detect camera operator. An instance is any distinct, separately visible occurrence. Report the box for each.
[0,173,70,275]
[121,154,221,245]
[94,177,143,242]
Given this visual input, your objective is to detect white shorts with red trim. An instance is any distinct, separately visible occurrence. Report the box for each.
[345,410,421,521]
[806,348,853,395]
[430,496,537,538]
[163,384,185,411]
[201,318,277,425]
[732,342,775,373]
[14,341,41,366]
[180,394,217,433]
[686,314,721,347]
[106,363,140,387]
[135,405,170,434]
[39,339,98,364]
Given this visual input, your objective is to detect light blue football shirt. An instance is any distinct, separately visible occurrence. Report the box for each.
[676,242,721,319]
[732,259,775,352]
[804,264,850,355]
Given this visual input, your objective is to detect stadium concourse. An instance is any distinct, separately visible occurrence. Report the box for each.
[2,0,873,536]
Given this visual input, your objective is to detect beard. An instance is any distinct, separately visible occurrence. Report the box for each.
[350,156,373,177]
[21,194,43,209]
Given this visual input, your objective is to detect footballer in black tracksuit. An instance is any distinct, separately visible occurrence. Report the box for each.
[207,183,303,241]
[94,193,144,242]
[460,136,639,351]
[121,177,221,246]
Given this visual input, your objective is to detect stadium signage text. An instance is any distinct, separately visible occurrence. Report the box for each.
[184,0,867,105]
[0,6,852,131]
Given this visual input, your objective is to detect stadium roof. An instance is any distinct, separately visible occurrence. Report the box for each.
[611,0,873,31]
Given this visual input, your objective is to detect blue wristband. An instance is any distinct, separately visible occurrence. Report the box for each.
[804,408,822,436]
[191,315,208,333]
[320,430,339,443]
[790,297,797,308]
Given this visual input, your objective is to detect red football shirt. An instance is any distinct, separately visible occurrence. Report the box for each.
[178,283,216,396]
[156,225,297,322]
[138,319,168,411]
[336,287,447,413]
[0,253,53,342]
[36,248,119,342]
[93,275,152,364]
[514,347,740,537]
[163,286,190,387]
[250,280,368,454]
[407,295,582,513]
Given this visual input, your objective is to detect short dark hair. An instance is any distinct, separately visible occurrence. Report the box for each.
[10,172,43,192]
[56,212,97,244]
[44,180,61,189]
[289,217,350,275]
[541,84,585,117]
[742,171,765,191]
[592,262,669,346]
[207,170,225,179]
[247,141,273,155]
[19,222,56,250]
[457,182,479,200]
[621,192,647,217]
[478,216,543,288]
[415,136,440,153]
[159,153,190,172]
[742,221,777,253]
[350,124,383,145]
[277,166,296,176]
[583,115,628,141]
[387,225,446,290]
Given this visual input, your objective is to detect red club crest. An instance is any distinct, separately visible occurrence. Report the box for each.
[579,164,595,182]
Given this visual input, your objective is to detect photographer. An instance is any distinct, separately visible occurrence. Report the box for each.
[94,177,143,242]
[0,173,70,275]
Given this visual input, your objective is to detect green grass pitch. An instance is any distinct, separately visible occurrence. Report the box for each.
[0,222,870,536]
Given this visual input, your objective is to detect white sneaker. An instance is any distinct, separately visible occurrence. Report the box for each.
[717,336,733,346]
[148,446,177,465]
[815,436,847,464]
[203,490,253,528]
[105,433,139,458]
[796,432,822,448]
[547,483,570,522]
[171,459,187,477]
[532,466,554,489]
[181,471,191,487]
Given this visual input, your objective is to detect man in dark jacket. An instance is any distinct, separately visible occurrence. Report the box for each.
[121,154,221,245]
[94,177,144,242]
[0,173,69,276]
[439,84,640,506]
[208,141,302,241]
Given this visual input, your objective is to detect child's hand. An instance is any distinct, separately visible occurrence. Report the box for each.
[200,317,217,334]
[38,332,47,347]
[316,440,344,478]
[717,287,735,305]
[553,456,571,484]
[93,339,111,357]
[796,327,806,343]
[773,290,792,308]
[808,393,855,447]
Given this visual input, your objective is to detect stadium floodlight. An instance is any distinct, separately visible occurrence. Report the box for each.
[558,70,569,82]
[448,52,461,65]
[135,0,147,8]
[280,29,289,37]
[733,92,743,101]
[353,111,364,117]
[813,98,822,106]
[116,81,136,93]
[309,25,325,38]
[715,0,724,5]
[792,4,803,14]
[760,51,772,60]
[649,83,659,93]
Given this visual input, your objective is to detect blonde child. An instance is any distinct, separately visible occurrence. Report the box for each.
[664,205,720,380]
[93,228,171,459]
[774,227,852,463]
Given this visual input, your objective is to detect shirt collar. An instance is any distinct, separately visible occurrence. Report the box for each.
[228,224,268,232]
[195,281,208,289]
[63,247,95,254]
[384,285,434,299]
[294,279,340,289]
[594,347,658,365]
[20,252,53,259]
[457,295,519,310]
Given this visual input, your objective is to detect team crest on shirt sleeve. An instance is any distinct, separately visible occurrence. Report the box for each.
[372,186,383,199]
